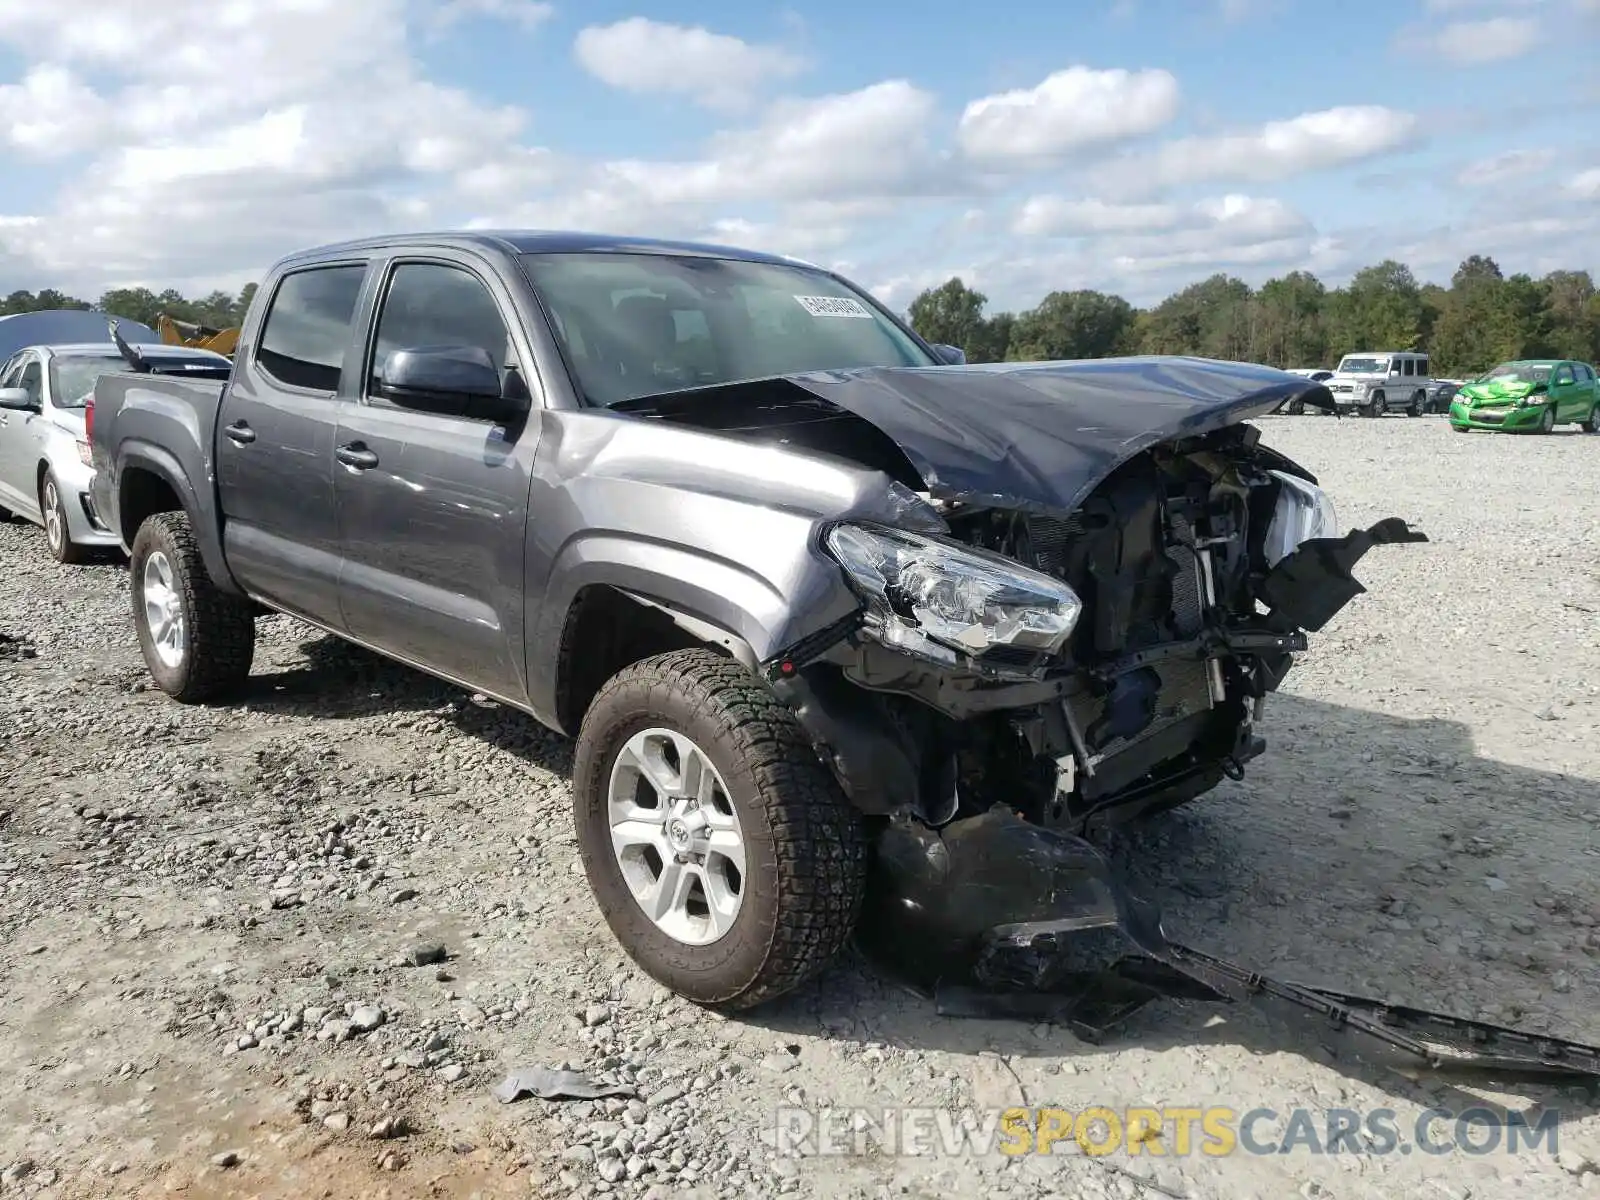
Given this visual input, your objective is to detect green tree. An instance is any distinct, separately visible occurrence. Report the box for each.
[906,278,990,359]
[1539,270,1599,362]
[1006,289,1136,361]
[1255,271,1328,367]
[1329,260,1423,352]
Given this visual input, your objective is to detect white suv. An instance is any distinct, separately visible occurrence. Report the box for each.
[1326,351,1433,418]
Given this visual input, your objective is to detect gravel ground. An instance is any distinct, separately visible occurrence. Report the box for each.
[1,413,1598,1200]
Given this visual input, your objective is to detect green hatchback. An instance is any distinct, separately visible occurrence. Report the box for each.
[1450,359,1600,433]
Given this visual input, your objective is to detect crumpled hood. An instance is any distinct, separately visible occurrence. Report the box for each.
[774,355,1329,514]
[1457,377,1540,405]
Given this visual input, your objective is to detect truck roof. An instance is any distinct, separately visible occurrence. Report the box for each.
[33,342,228,359]
[279,230,818,271]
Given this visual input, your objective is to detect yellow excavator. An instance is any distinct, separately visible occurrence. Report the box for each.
[157,313,240,357]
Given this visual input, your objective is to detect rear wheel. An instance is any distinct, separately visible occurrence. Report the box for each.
[40,470,89,564]
[1585,403,1600,434]
[130,511,256,702]
[572,648,868,1011]
[1407,391,1424,417]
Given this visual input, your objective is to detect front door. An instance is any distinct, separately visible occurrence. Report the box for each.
[216,262,369,626]
[333,255,538,704]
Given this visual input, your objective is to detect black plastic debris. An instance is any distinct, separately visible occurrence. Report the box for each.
[492,1067,637,1104]
[0,631,37,662]
[855,806,1600,1083]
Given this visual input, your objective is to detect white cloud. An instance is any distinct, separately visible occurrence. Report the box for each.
[1428,17,1542,62]
[1015,197,1183,236]
[1137,105,1420,187]
[600,81,942,206]
[1456,147,1557,185]
[574,18,806,111]
[433,0,555,29]
[1016,191,1308,244]
[0,65,112,157]
[1569,168,1600,199]
[957,67,1179,165]
[0,0,530,291]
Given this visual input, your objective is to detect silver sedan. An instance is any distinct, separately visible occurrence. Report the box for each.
[0,341,229,562]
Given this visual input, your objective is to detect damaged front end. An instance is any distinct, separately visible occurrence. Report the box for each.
[771,419,1426,833]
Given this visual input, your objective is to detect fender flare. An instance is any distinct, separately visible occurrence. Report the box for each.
[114,440,241,594]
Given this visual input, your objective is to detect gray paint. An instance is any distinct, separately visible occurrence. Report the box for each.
[87,230,1332,741]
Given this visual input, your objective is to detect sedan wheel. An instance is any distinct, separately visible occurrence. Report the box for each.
[1538,405,1556,434]
[40,470,87,564]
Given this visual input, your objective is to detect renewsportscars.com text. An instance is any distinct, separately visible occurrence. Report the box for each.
[774,1105,1563,1159]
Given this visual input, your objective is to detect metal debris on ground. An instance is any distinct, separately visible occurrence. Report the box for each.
[492,1066,638,1104]
[857,805,1600,1083]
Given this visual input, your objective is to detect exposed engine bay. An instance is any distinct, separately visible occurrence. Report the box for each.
[774,421,1424,833]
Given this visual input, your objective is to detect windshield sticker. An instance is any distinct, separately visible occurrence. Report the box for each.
[794,294,873,319]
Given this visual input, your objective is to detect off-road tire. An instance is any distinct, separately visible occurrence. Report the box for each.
[1363,391,1385,418]
[1407,391,1424,417]
[572,648,868,1011]
[40,469,89,564]
[130,511,255,702]
[1285,398,1305,416]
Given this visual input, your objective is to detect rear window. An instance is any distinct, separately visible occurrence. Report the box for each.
[48,354,122,408]
[256,265,367,392]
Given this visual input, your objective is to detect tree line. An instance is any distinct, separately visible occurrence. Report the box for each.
[7,253,1598,378]
[1,284,258,332]
[906,256,1600,377]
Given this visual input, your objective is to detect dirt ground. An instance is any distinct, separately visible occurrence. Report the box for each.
[2,413,1598,1200]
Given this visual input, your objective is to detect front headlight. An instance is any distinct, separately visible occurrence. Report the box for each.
[1350,382,1367,395]
[1263,471,1339,568]
[824,522,1083,669]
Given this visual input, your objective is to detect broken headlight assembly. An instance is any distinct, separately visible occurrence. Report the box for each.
[1262,470,1339,567]
[824,522,1083,669]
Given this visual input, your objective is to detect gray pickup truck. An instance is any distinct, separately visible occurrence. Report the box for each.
[87,230,1424,1011]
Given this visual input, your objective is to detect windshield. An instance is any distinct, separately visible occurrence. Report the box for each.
[519,252,935,406]
[1483,362,1551,384]
[47,354,125,408]
[1338,356,1388,374]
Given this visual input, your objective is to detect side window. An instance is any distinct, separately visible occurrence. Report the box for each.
[368,262,514,400]
[1417,358,1429,378]
[256,265,367,392]
[0,355,23,388]
[1580,365,1595,384]
[1554,364,1574,386]
[18,360,43,405]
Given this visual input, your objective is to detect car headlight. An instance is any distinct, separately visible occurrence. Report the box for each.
[824,522,1083,669]
[1350,382,1367,395]
[1263,471,1339,568]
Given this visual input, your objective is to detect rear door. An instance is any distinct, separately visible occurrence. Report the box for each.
[333,254,537,703]
[217,261,370,625]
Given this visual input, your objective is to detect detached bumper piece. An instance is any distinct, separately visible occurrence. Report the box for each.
[857,808,1600,1083]
[1259,518,1428,633]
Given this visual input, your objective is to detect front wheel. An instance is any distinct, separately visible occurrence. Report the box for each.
[572,648,868,1011]
[41,470,89,564]
[1537,405,1556,434]
[1285,398,1305,416]
[1363,392,1384,418]
[129,511,256,702]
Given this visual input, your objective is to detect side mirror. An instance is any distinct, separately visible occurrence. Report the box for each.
[0,387,37,411]
[376,345,526,422]
[932,343,967,365]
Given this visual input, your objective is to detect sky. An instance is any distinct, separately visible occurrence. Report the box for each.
[1,0,1598,313]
